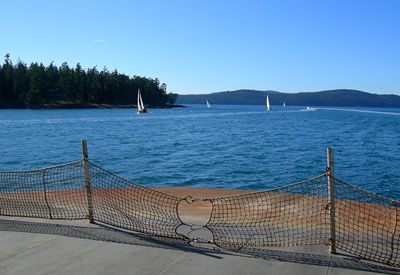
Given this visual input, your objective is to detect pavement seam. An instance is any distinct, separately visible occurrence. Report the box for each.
[325,253,333,275]
[157,251,188,275]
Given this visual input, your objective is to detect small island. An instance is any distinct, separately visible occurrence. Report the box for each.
[0,54,178,109]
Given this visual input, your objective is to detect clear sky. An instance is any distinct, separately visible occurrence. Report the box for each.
[1,0,399,95]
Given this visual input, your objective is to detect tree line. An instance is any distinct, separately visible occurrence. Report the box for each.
[0,54,178,108]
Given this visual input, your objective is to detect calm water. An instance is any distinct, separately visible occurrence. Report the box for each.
[1,105,399,200]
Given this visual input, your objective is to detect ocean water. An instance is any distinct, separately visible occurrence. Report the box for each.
[1,105,399,200]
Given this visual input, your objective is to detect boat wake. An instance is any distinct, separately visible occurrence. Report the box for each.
[311,107,400,116]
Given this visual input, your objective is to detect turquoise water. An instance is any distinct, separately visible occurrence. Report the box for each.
[1,105,399,200]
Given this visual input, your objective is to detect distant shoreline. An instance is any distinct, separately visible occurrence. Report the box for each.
[175,89,400,108]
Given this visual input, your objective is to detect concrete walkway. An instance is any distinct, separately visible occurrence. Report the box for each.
[1,216,399,275]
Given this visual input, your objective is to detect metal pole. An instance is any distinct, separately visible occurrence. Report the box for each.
[327,147,336,254]
[82,139,94,223]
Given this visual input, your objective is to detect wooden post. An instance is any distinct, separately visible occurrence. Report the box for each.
[82,139,94,223]
[327,147,336,254]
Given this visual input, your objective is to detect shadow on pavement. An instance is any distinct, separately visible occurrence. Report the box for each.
[1,218,399,274]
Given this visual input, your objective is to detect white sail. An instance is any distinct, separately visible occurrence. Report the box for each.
[206,100,212,109]
[283,102,286,107]
[137,89,147,113]
[266,95,271,111]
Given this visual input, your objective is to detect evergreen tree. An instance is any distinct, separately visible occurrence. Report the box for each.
[14,60,29,106]
[28,62,47,105]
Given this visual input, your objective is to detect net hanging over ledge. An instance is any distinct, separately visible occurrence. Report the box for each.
[1,160,399,267]
[206,174,331,248]
[0,160,88,219]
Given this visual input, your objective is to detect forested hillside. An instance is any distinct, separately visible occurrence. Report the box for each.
[176,89,400,108]
[3,54,399,109]
[0,54,178,108]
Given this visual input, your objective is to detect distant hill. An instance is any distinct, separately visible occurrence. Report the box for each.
[175,89,400,108]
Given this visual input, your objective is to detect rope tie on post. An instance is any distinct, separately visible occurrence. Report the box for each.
[325,166,330,173]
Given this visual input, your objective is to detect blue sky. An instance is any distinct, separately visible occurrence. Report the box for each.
[1,0,399,95]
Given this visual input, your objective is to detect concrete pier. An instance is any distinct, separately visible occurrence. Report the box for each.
[1,216,399,275]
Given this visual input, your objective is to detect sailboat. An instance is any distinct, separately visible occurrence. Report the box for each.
[206,100,212,109]
[137,88,147,113]
[283,102,286,107]
[266,95,271,111]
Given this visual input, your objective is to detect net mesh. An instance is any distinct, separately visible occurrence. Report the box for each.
[87,162,183,238]
[333,177,400,266]
[1,160,399,267]
[0,161,87,219]
[207,175,330,248]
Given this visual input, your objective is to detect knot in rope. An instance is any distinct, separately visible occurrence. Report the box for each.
[184,196,207,204]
